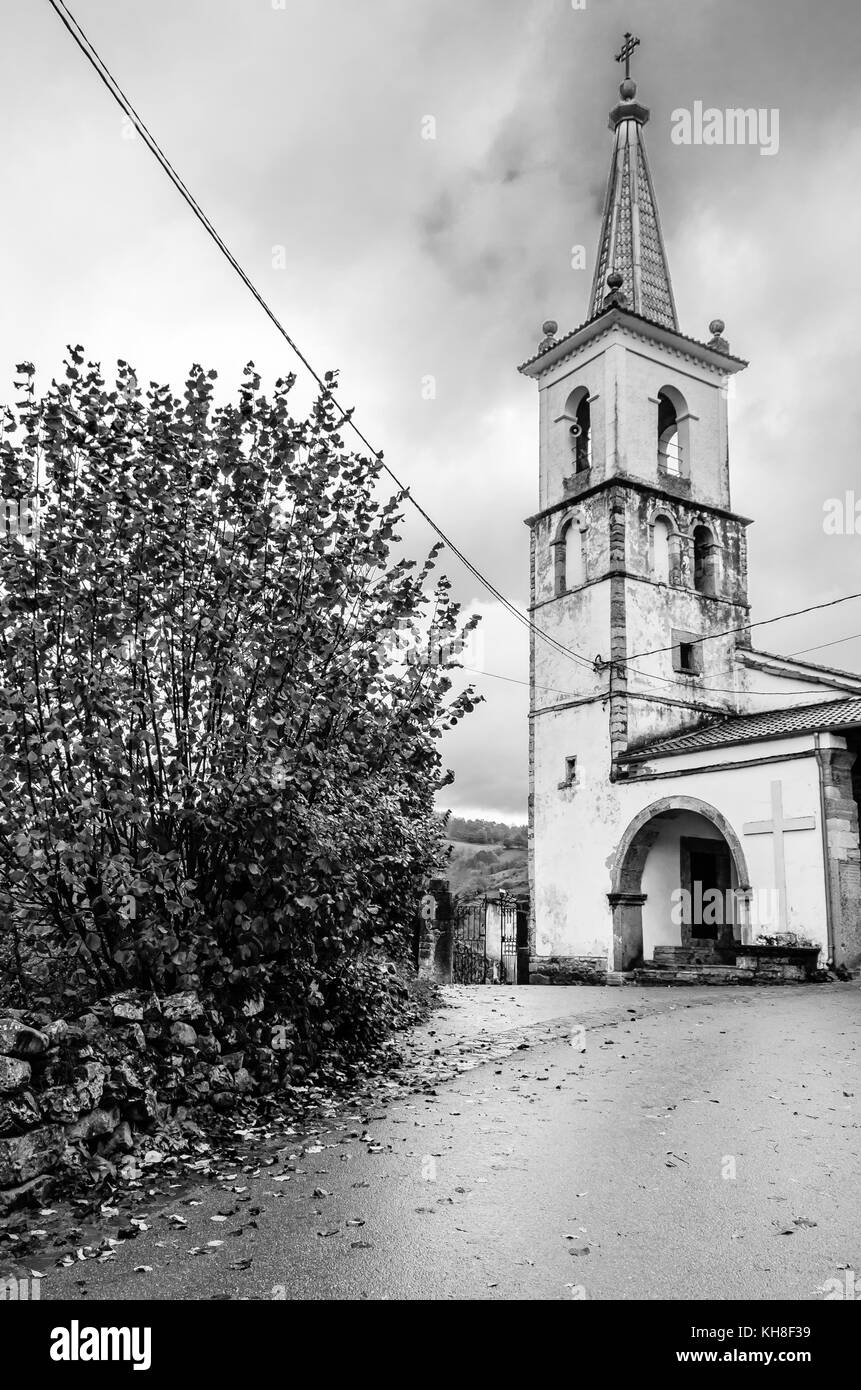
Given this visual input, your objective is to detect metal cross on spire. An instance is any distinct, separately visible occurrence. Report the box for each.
[589,29,679,329]
[615,31,641,81]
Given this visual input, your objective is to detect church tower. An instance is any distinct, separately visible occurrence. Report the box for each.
[520,37,753,966]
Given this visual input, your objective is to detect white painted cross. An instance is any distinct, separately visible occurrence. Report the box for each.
[742,781,816,932]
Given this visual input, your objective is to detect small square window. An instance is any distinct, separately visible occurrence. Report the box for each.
[559,756,578,790]
[672,629,703,676]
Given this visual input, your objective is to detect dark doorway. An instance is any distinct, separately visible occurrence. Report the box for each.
[682,837,733,943]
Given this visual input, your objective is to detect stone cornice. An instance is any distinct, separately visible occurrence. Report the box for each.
[518,307,748,381]
[524,474,753,530]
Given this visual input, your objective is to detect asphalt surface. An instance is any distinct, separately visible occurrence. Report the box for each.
[41,982,861,1301]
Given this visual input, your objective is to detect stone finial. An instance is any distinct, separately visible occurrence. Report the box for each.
[602,269,628,310]
[708,317,730,352]
[539,319,558,351]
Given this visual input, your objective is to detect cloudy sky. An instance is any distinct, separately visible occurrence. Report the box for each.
[3,0,861,821]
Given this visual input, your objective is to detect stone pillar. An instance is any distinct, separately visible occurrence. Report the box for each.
[735,887,754,946]
[608,489,628,761]
[416,893,439,981]
[817,746,861,971]
[608,892,647,971]
[416,881,454,983]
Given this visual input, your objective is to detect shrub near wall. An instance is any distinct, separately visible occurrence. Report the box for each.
[0,352,477,1075]
[0,960,431,1210]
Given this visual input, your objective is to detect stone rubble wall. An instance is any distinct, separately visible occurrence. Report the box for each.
[0,990,280,1213]
[528,955,609,986]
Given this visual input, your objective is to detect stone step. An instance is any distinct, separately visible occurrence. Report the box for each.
[644,959,735,972]
[634,966,757,987]
[652,947,736,966]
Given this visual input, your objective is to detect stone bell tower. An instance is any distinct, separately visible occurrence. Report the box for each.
[520,35,752,777]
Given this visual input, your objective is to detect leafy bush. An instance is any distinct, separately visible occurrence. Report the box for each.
[0,350,477,1051]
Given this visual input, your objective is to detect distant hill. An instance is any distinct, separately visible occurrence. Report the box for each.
[436,817,528,899]
[444,816,527,848]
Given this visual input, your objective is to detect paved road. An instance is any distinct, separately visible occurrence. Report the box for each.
[43,983,861,1301]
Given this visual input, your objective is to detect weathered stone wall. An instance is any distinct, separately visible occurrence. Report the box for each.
[0,990,267,1212]
[528,955,608,986]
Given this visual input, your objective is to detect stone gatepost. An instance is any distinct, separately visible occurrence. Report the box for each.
[415,881,454,982]
[416,893,439,981]
[817,744,861,971]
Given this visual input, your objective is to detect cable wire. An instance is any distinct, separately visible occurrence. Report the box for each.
[46,0,861,706]
[45,0,598,675]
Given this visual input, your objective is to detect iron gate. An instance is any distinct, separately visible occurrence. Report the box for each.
[499,898,518,985]
[449,897,529,985]
[451,901,488,984]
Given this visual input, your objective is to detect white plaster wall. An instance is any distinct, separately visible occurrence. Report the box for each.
[619,345,728,506]
[532,578,610,709]
[532,701,619,957]
[538,345,612,508]
[537,325,732,513]
[532,710,830,963]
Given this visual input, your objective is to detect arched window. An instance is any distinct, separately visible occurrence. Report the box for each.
[553,513,587,595]
[573,393,591,474]
[652,517,673,585]
[657,386,689,477]
[693,524,718,595]
[565,523,586,589]
[564,387,592,475]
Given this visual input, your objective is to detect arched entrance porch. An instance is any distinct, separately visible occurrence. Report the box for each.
[608,796,751,972]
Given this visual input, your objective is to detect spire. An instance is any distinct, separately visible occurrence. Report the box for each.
[588,34,678,331]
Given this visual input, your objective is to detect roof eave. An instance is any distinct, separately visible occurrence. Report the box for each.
[518,307,748,379]
[619,702,861,765]
[740,648,861,689]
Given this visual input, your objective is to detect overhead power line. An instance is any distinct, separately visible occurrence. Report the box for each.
[45,0,599,676]
[790,631,861,660]
[626,591,861,663]
[46,0,861,710]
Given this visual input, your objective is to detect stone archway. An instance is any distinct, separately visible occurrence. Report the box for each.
[608,796,751,972]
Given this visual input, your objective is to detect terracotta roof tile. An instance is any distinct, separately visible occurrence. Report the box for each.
[622,696,861,763]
